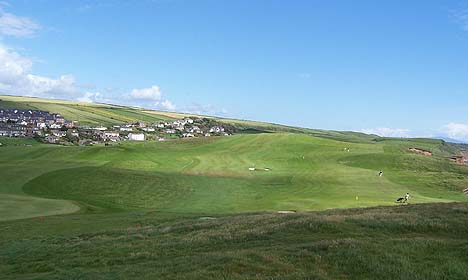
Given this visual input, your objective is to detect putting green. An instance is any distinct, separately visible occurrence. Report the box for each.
[0,193,79,221]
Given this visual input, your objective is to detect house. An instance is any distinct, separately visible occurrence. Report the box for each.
[186,126,201,133]
[165,129,176,134]
[142,127,155,132]
[50,123,62,129]
[103,131,120,141]
[45,116,56,125]
[120,127,133,132]
[157,123,165,128]
[128,133,145,141]
[51,130,67,137]
[136,122,146,128]
[209,126,225,133]
[36,122,47,129]
[0,124,26,137]
[182,133,195,138]
[64,121,75,128]
[45,135,59,144]
[69,130,80,137]
[55,115,65,124]
[93,126,107,131]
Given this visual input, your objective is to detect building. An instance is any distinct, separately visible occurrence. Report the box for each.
[45,135,60,144]
[128,133,145,141]
[103,132,120,141]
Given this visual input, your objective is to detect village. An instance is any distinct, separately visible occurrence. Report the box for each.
[0,109,235,145]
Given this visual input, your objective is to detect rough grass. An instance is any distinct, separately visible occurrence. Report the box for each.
[1,203,467,279]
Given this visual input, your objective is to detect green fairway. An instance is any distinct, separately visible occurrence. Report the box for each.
[1,133,467,220]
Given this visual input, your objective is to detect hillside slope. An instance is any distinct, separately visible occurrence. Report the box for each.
[0,95,377,143]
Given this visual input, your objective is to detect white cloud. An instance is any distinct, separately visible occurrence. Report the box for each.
[0,10,41,37]
[129,85,176,111]
[130,85,162,101]
[0,44,79,98]
[182,103,228,116]
[441,123,468,142]
[77,91,102,103]
[157,99,176,111]
[361,127,411,138]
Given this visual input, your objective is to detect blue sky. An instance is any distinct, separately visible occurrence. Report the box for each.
[0,0,467,141]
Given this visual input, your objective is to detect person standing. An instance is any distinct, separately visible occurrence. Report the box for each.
[404,193,410,203]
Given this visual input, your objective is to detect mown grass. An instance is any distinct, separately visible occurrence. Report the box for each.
[1,133,467,220]
[1,203,467,279]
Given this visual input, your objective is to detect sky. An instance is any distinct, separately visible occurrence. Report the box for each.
[0,0,467,142]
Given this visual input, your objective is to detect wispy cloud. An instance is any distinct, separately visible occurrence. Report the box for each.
[77,91,102,103]
[360,127,411,138]
[297,72,312,79]
[440,123,468,142]
[182,103,228,117]
[0,9,41,37]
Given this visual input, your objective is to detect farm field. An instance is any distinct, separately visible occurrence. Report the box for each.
[1,97,468,279]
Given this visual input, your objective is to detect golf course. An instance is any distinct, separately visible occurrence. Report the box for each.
[1,96,468,279]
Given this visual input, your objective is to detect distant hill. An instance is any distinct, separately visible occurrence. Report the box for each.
[0,95,378,143]
[434,136,467,144]
[2,95,464,147]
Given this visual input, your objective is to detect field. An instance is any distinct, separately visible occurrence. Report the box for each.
[1,96,468,279]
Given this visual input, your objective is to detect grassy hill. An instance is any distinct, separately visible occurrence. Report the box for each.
[0,95,378,142]
[1,95,468,279]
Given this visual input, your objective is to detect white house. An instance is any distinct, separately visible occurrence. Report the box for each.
[120,127,133,132]
[36,122,47,129]
[50,123,62,129]
[104,132,120,141]
[142,127,155,132]
[128,133,145,141]
[209,126,225,133]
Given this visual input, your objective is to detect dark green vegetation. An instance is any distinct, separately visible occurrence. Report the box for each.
[1,96,468,279]
[1,203,468,279]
